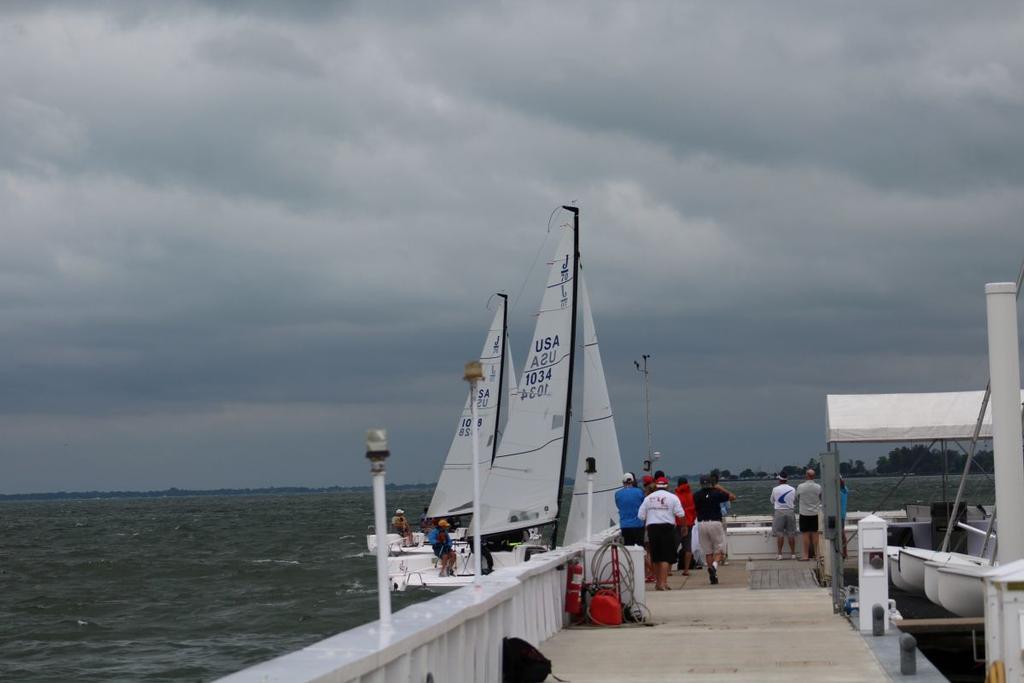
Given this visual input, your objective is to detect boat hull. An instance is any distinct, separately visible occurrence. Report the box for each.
[897,547,937,595]
[936,563,988,617]
[923,553,982,605]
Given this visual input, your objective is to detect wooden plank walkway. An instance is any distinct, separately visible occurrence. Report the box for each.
[541,560,893,682]
[749,560,819,590]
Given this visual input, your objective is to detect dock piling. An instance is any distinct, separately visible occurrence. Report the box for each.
[872,604,885,636]
[899,633,917,675]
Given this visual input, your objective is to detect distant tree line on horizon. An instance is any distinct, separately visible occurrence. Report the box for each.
[0,482,438,502]
[711,446,993,481]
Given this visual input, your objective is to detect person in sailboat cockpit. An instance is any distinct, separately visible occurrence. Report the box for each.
[428,519,457,577]
[391,508,414,547]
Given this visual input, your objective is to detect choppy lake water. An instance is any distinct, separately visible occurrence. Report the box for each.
[0,475,994,681]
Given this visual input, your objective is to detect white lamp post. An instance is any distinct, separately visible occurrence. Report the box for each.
[465,360,485,583]
[585,457,596,542]
[366,428,392,625]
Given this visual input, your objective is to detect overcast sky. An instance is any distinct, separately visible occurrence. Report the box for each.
[2,2,1023,494]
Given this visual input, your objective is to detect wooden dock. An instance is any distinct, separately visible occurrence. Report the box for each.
[540,559,901,682]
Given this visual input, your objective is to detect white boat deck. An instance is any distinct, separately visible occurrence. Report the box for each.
[540,560,895,682]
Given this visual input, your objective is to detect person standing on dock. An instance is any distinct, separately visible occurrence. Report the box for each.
[637,476,685,591]
[674,477,696,575]
[615,472,645,547]
[769,473,798,559]
[693,475,736,584]
[795,469,823,561]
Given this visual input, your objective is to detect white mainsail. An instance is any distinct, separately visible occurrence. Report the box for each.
[428,296,511,518]
[476,225,577,536]
[563,270,625,545]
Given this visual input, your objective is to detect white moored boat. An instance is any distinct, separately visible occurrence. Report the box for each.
[923,551,988,606]
[935,562,988,617]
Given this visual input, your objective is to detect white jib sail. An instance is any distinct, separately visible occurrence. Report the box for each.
[428,299,508,519]
[476,226,576,536]
[563,270,625,546]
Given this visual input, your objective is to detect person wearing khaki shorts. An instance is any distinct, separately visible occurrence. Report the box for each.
[770,473,798,559]
[692,474,736,585]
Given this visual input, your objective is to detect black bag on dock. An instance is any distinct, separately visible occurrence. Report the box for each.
[502,636,552,682]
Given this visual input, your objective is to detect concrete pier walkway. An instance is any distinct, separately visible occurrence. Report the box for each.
[541,560,898,682]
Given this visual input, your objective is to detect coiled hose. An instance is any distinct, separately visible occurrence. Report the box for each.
[585,534,651,624]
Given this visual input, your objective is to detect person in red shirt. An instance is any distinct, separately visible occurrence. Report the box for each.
[674,477,697,575]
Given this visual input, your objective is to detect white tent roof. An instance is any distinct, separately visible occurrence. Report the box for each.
[826,390,1024,444]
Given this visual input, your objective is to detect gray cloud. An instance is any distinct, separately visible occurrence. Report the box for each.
[1,2,1022,493]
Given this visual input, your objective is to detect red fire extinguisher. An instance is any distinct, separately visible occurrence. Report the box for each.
[565,560,584,615]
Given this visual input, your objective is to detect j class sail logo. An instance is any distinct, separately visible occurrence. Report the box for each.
[559,255,570,308]
[457,416,484,437]
[521,336,559,400]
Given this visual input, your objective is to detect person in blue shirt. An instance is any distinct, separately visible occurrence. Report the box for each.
[427,519,457,577]
[615,472,645,546]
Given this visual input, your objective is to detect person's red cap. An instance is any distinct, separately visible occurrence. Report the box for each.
[655,477,669,487]
[642,475,654,484]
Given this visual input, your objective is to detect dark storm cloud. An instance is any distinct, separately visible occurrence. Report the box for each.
[1,2,1022,492]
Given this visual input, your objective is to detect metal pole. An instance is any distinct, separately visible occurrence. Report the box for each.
[643,355,652,461]
[366,429,392,626]
[941,260,1024,552]
[635,355,652,467]
[941,439,947,510]
[465,361,484,582]
[985,282,1024,564]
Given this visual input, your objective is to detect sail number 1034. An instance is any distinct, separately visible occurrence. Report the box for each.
[520,368,552,400]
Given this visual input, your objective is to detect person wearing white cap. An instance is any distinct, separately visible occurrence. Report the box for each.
[637,477,686,591]
[391,508,414,547]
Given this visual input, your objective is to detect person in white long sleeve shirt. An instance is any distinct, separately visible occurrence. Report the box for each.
[638,477,685,591]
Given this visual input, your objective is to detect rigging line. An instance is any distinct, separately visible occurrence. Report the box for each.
[492,436,563,459]
[509,207,564,315]
[580,414,614,424]
[571,485,621,496]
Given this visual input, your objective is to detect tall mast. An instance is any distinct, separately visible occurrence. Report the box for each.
[550,206,580,547]
[491,293,508,465]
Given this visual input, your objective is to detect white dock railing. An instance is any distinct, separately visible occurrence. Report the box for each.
[217,542,590,683]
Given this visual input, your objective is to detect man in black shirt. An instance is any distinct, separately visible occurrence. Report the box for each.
[692,475,736,584]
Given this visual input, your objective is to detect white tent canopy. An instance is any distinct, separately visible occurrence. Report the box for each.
[826,390,1024,444]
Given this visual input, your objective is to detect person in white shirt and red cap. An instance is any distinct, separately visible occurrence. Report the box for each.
[637,476,686,591]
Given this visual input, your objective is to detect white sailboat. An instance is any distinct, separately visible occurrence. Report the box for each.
[367,295,515,556]
[390,208,625,590]
[563,269,624,545]
[428,294,516,521]
[474,223,579,540]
